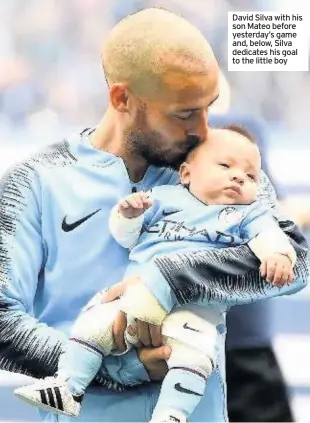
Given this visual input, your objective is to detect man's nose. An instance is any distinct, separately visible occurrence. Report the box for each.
[188,111,208,142]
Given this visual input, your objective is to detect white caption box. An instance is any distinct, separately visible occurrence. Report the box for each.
[228,11,309,71]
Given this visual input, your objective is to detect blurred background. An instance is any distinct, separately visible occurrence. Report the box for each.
[0,0,309,421]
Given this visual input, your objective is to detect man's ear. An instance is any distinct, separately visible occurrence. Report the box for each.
[109,83,130,113]
[179,162,191,186]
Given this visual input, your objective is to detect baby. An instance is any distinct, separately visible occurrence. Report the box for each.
[15,127,295,423]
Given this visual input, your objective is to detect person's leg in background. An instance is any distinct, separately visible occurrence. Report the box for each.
[225,302,294,422]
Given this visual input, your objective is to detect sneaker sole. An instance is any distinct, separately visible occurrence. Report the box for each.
[14,391,79,418]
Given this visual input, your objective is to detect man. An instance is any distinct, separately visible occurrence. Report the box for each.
[0,7,307,423]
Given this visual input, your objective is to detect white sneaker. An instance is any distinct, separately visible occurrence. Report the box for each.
[14,376,82,417]
[150,410,187,423]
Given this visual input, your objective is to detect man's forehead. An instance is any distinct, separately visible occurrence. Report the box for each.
[164,72,216,91]
[160,68,219,104]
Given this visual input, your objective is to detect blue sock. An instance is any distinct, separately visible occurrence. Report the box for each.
[152,367,206,419]
[58,340,102,396]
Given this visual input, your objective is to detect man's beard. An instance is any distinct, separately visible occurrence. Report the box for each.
[125,109,201,170]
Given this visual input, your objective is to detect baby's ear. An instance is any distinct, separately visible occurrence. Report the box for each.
[179,162,191,186]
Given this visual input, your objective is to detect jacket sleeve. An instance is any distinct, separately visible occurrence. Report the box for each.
[0,163,65,377]
[136,171,309,312]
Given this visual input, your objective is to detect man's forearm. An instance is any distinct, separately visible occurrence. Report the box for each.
[153,218,308,308]
[0,297,65,378]
[137,217,308,311]
[0,297,146,391]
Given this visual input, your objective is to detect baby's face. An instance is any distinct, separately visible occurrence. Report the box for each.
[180,128,261,205]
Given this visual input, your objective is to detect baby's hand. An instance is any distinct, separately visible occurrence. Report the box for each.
[260,253,294,287]
[118,191,153,219]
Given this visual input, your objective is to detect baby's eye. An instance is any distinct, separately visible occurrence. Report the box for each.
[219,163,230,168]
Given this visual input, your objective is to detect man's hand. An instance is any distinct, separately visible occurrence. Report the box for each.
[260,253,294,286]
[118,191,153,219]
[138,345,170,381]
[101,277,162,352]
